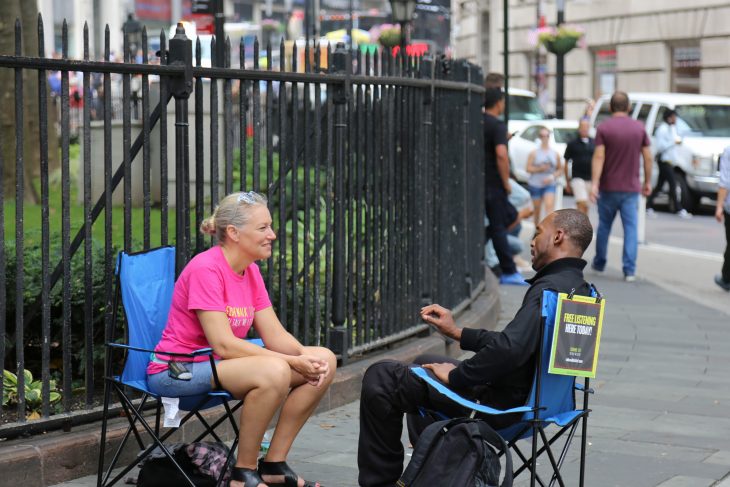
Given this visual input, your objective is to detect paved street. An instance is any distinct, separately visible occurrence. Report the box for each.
[54,218,730,487]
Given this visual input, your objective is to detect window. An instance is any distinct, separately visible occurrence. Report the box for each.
[672,45,701,94]
[594,101,612,127]
[653,106,668,135]
[521,126,544,142]
[594,49,617,97]
[636,103,653,126]
[674,105,730,137]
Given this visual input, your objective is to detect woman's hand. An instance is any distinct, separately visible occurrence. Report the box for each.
[288,354,330,387]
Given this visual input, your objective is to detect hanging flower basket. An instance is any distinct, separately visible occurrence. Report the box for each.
[535,24,585,55]
[377,25,402,48]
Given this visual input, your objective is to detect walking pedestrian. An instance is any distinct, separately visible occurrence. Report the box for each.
[564,119,595,215]
[715,147,730,291]
[526,127,563,226]
[647,109,692,218]
[590,91,653,282]
[482,87,526,285]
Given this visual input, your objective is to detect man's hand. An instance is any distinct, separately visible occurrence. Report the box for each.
[503,180,512,195]
[642,181,652,197]
[717,206,725,223]
[420,304,461,341]
[422,362,457,385]
[590,181,600,203]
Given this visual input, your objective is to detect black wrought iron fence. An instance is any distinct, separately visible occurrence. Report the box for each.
[0,17,485,438]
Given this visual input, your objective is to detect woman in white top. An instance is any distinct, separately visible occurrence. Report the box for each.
[526,128,563,226]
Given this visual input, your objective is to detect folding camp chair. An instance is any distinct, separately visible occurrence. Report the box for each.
[410,287,601,487]
[97,246,260,487]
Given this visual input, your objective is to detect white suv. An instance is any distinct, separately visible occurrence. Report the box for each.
[591,92,730,211]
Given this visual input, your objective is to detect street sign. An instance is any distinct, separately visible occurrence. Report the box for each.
[192,0,216,15]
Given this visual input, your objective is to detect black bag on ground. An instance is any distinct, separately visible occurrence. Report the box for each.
[136,442,231,487]
[397,418,513,487]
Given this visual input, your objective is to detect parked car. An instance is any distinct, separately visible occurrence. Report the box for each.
[591,92,730,211]
[508,119,579,183]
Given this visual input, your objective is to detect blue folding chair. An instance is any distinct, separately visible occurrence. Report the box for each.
[410,287,601,487]
[97,247,262,487]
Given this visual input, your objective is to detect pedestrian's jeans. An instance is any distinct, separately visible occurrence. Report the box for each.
[593,191,639,277]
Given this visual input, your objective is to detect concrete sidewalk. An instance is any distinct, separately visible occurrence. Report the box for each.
[52,263,730,487]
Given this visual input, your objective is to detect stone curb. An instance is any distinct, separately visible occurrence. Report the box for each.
[0,273,500,487]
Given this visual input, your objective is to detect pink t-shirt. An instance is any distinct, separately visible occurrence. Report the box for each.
[147,246,272,375]
[594,115,650,193]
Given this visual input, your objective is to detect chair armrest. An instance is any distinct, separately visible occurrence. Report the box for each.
[410,367,533,415]
[110,343,212,359]
[107,343,157,354]
[574,383,594,394]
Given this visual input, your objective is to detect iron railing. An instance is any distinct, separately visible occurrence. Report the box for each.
[0,17,485,438]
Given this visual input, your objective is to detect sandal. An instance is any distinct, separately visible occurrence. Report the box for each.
[257,460,324,487]
[230,466,266,487]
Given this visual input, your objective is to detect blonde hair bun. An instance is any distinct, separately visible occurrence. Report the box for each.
[200,216,217,235]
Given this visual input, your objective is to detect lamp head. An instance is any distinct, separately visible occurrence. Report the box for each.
[389,0,417,24]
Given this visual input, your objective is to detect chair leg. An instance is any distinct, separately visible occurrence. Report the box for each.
[216,436,240,487]
[579,414,589,486]
[106,391,198,487]
[511,442,548,487]
[548,423,579,487]
[97,379,113,487]
[531,422,540,487]
[538,428,566,487]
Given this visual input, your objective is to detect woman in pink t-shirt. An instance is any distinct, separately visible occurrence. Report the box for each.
[147,191,335,487]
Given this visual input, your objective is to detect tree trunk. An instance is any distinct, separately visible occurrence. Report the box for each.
[0,1,60,204]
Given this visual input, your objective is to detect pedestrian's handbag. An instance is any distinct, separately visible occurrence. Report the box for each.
[397,418,513,487]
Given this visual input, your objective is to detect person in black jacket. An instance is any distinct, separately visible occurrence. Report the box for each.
[564,119,595,215]
[357,209,594,487]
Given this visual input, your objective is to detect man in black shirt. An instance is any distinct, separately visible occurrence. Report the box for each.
[357,209,594,487]
[483,88,524,284]
[564,119,595,215]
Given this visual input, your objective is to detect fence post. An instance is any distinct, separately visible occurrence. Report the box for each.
[167,23,193,273]
[419,55,435,309]
[329,42,349,363]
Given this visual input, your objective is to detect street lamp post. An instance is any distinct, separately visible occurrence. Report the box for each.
[556,0,566,119]
[389,0,416,52]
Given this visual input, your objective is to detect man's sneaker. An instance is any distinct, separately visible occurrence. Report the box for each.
[500,272,529,286]
[624,274,637,283]
[646,208,656,218]
[714,274,730,291]
[677,209,692,219]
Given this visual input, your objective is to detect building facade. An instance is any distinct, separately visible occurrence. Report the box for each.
[452,0,730,119]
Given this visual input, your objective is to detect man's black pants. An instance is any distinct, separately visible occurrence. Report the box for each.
[485,185,519,275]
[722,211,730,282]
[357,355,519,487]
[648,159,682,212]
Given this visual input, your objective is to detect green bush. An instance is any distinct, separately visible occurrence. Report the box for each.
[3,234,117,382]
[3,368,62,419]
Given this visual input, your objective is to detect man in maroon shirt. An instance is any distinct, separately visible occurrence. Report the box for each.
[590,91,652,281]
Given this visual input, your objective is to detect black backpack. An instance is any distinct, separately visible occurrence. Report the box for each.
[136,442,231,486]
[397,418,513,487]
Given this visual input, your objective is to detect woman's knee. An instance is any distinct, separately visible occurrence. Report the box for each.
[252,356,291,392]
